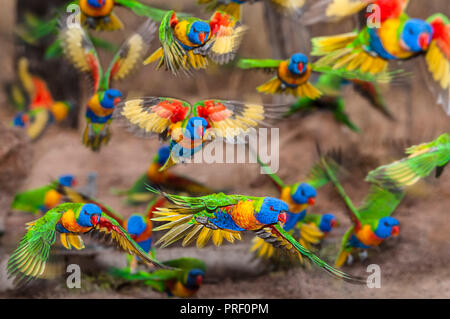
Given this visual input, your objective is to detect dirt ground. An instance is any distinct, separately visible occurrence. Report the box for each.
[0,0,449,299]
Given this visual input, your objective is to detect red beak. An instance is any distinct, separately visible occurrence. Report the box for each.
[113,97,122,105]
[71,178,78,187]
[331,219,338,228]
[418,33,430,50]
[391,225,400,237]
[297,62,304,73]
[91,215,99,226]
[278,212,287,224]
[196,275,203,286]
[307,197,315,205]
[199,32,206,44]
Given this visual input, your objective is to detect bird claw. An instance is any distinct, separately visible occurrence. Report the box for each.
[87,124,96,144]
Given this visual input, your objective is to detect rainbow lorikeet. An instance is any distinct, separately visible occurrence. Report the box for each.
[321,159,403,267]
[7,58,73,141]
[197,0,307,20]
[237,53,392,99]
[251,155,339,260]
[148,186,364,283]
[311,2,450,115]
[55,182,167,273]
[285,73,392,132]
[7,203,167,285]
[111,145,216,205]
[75,0,174,31]
[59,20,156,151]
[367,133,450,187]
[11,175,77,215]
[110,257,206,297]
[144,10,246,75]
[117,97,287,170]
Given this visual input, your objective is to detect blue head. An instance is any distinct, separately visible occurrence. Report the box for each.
[87,0,106,8]
[58,174,76,187]
[256,197,289,225]
[185,268,205,290]
[188,21,210,45]
[157,145,171,166]
[185,117,208,140]
[100,89,123,109]
[401,19,433,52]
[76,203,102,227]
[319,213,338,233]
[126,215,147,237]
[12,112,28,127]
[288,53,308,75]
[374,216,400,239]
[291,183,317,205]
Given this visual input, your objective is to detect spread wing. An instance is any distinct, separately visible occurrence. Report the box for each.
[310,63,396,84]
[425,14,450,115]
[59,22,102,92]
[206,11,247,65]
[366,134,450,187]
[7,205,72,285]
[357,184,404,223]
[300,0,371,25]
[236,58,282,72]
[104,19,157,89]
[116,97,192,139]
[92,214,166,268]
[26,109,52,141]
[264,224,365,284]
[192,99,288,140]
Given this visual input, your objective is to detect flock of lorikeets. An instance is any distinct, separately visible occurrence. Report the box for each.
[3,0,450,298]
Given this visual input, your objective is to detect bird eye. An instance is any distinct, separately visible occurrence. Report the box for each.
[384,222,389,226]
[269,206,275,211]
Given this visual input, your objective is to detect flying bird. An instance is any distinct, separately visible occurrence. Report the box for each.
[59,20,156,151]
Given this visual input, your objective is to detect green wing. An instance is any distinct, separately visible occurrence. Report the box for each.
[270,223,365,284]
[11,185,53,214]
[115,0,172,21]
[367,134,450,187]
[162,257,206,272]
[334,225,355,267]
[237,58,282,71]
[304,156,340,189]
[357,184,404,223]
[7,204,77,285]
[109,267,174,292]
[310,63,397,84]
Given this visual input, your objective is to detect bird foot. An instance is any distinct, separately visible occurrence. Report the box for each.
[359,250,368,261]
[346,254,354,266]
[85,17,97,29]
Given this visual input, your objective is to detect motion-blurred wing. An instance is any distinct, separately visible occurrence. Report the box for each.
[304,156,340,189]
[237,58,282,72]
[105,20,157,87]
[207,11,247,65]
[59,22,102,92]
[301,0,370,25]
[357,184,404,222]
[26,109,52,141]
[425,14,450,115]
[116,97,191,138]
[366,134,450,187]
[115,0,173,21]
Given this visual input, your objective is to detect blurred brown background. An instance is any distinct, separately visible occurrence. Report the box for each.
[0,0,449,298]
